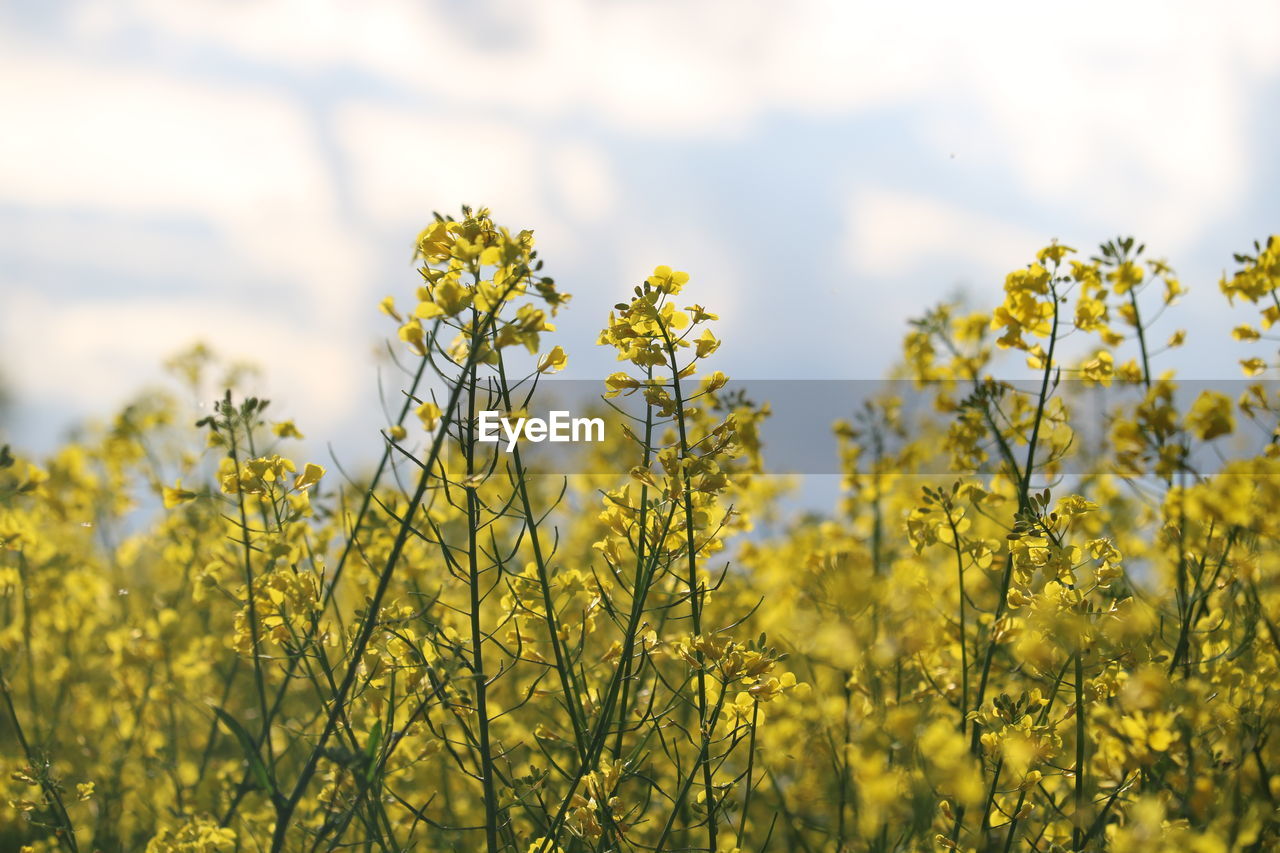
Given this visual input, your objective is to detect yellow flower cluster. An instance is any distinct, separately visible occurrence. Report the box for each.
[3,220,1280,853]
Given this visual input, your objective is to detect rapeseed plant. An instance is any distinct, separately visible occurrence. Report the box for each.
[2,209,1279,852]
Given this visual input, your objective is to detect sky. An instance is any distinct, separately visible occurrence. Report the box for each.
[2,0,1279,467]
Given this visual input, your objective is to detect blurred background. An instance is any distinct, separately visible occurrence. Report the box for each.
[2,0,1278,464]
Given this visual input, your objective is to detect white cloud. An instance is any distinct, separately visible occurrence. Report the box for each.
[87,0,1279,248]
[0,46,332,223]
[0,40,381,434]
[549,142,616,222]
[1,289,361,427]
[4,0,1278,433]
[0,41,375,321]
[331,103,618,268]
[919,2,1274,248]
[845,189,1044,278]
[332,102,543,229]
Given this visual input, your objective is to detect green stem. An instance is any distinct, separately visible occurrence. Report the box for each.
[1072,647,1087,852]
[224,393,276,776]
[660,321,718,852]
[950,513,969,734]
[0,666,79,853]
[464,324,500,853]
[736,700,761,849]
[268,293,507,852]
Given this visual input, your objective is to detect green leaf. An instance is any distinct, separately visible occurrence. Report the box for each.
[213,706,274,795]
[364,719,384,785]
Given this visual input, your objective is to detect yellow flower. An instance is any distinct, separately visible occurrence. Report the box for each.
[1186,391,1234,441]
[417,400,444,430]
[1109,260,1144,295]
[272,420,304,440]
[162,480,198,508]
[414,298,444,320]
[604,372,642,398]
[1116,359,1144,383]
[537,345,568,374]
[1080,350,1114,386]
[1075,295,1107,332]
[398,319,427,356]
[378,295,402,321]
[1056,495,1098,516]
[294,463,325,490]
[432,277,473,316]
[415,219,455,260]
[1037,241,1075,265]
[694,328,720,359]
[646,264,690,295]
[686,304,718,322]
[1241,357,1268,376]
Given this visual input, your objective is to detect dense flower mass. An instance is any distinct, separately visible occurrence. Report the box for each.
[2,211,1280,852]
